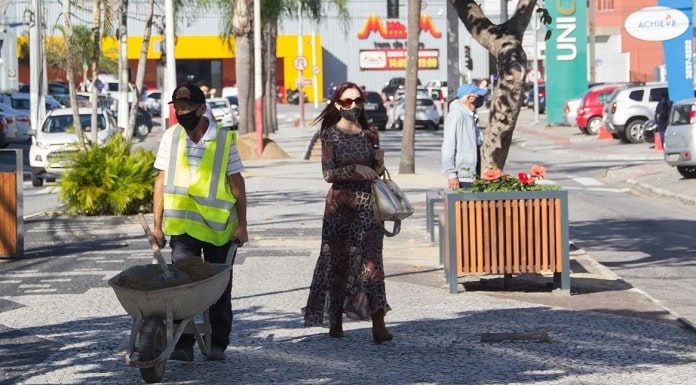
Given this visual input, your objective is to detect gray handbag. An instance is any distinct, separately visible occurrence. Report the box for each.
[372,169,414,237]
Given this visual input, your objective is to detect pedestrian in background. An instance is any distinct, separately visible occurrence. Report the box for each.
[655,92,671,145]
[303,81,393,345]
[152,83,248,361]
[442,83,488,188]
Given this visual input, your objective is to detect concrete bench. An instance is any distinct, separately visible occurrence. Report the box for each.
[425,190,444,243]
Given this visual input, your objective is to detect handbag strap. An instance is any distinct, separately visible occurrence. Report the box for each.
[381,220,401,237]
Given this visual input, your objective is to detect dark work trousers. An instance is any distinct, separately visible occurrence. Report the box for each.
[170,233,233,350]
[476,145,482,177]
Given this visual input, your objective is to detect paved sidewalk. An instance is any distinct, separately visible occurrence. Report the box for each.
[1,109,695,384]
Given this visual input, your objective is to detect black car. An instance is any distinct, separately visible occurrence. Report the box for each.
[381,77,421,102]
[134,107,153,138]
[362,91,388,131]
[524,83,546,114]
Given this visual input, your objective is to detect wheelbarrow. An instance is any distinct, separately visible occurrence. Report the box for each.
[108,214,238,383]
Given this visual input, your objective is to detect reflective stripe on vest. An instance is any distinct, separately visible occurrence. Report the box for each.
[163,125,238,245]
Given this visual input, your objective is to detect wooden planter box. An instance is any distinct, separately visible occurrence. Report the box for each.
[442,190,569,293]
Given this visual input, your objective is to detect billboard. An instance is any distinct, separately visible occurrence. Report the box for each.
[545,0,588,124]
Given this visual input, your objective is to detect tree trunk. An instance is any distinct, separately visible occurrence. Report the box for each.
[399,0,421,174]
[127,0,154,139]
[262,21,278,135]
[451,0,536,171]
[90,0,102,145]
[233,0,254,135]
[63,0,85,150]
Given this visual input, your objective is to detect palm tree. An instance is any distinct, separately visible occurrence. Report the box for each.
[399,0,421,174]
[450,0,548,170]
[62,0,86,150]
[126,0,156,139]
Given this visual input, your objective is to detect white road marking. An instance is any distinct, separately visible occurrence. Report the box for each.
[19,284,51,288]
[573,177,604,186]
[40,278,72,283]
[23,289,58,293]
[0,280,22,284]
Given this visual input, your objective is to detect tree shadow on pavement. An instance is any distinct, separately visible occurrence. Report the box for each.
[5,305,696,385]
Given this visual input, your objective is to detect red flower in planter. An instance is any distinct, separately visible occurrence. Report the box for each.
[482,168,502,181]
[517,172,534,185]
[530,165,546,178]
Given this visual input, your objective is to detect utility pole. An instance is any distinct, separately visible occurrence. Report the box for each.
[297,2,305,128]
[500,0,508,23]
[253,0,263,155]
[29,0,45,133]
[588,0,596,83]
[163,0,176,128]
[533,10,539,123]
[311,27,318,109]
[118,0,129,130]
[445,0,459,115]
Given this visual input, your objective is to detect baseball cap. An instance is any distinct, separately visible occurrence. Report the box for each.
[455,83,488,99]
[169,83,206,105]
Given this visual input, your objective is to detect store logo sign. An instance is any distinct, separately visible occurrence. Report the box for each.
[357,15,441,39]
[625,6,690,42]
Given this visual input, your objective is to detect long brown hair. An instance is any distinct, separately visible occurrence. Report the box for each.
[313,82,370,132]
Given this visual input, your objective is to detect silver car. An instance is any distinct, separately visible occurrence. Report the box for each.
[603,82,667,143]
[391,95,441,131]
[664,98,696,178]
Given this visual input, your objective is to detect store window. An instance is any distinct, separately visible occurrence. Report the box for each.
[597,0,614,12]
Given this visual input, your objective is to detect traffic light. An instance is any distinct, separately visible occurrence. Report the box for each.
[464,45,473,71]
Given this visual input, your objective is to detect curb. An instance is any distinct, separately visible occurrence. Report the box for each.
[570,244,696,333]
[625,178,696,206]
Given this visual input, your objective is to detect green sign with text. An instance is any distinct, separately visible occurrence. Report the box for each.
[545,0,588,124]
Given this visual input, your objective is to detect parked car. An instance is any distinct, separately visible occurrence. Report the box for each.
[133,107,153,138]
[524,83,546,113]
[139,89,161,116]
[663,98,696,178]
[576,84,620,135]
[0,102,30,141]
[382,77,421,101]
[0,115,7,147]
[563,97,582,127]
[19,82,71,106]
[603,82,667,143]
[207,97,238,129]
[29,107,117,186]
[425,80,448,100]
[391,95,441,130]
[0,92,62,116]
[362,91,388,131]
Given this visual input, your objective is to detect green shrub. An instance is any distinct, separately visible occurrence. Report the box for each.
[58,135,157,215]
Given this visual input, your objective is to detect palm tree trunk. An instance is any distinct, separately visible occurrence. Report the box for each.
[233,0,254,135]
[90,0,102,145]
[399,0,421,174]
[63,0,85,150]
[262,21,277,135]
[127,0,154,139]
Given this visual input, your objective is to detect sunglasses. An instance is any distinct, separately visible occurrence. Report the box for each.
[337,97,365,108]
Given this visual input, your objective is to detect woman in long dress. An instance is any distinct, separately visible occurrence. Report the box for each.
[303,82,392,344]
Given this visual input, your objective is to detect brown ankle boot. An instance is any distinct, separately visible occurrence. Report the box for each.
[329,309,343,338]
[371,309,393,344]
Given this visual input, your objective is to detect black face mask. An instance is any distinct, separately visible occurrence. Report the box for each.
[474,96,484,109]
[177,109,201,131]
[339,106,362,122]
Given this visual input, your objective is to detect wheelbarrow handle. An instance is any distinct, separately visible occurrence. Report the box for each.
[138,213,172,279]
[225,240,240,266]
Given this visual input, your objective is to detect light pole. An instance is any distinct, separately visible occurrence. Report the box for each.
[253,0,263,155]
[29,0,45,133]
[163,0,176,128]
[297,2,305,128]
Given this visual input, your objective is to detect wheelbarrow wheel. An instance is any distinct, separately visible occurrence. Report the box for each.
[138,317,167,383]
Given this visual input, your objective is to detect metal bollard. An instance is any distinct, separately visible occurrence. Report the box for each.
[0,149,24,258]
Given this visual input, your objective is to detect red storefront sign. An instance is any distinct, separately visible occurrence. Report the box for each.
[357,15,442,39]
[359,49,439,70]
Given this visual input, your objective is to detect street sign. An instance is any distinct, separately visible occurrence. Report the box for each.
[294,56,308,70]
[312,65,320,75]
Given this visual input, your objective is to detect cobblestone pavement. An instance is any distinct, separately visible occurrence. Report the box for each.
[1,108,696,384]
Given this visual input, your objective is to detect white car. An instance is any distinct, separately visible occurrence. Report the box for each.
[391,95,441,131]
[207,98,238,130]
[29,107,117,186]
[664,98,696,179]
[0,103,30,141]
[139,89,161,116]
[563,97,582,127]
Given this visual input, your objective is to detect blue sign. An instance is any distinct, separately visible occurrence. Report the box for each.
[657,0,693,101]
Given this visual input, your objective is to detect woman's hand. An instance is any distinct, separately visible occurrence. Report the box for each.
[355,164,378,180]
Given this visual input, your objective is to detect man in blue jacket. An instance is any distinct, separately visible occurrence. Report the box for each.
[441,83,488,189]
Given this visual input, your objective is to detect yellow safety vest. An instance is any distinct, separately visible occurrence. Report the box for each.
[162,125,238,246]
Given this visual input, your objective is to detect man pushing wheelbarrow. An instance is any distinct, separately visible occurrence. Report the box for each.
[152,83,248,363]
[111,83,247,383]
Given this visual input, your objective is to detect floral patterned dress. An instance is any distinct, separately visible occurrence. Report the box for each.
[304,125,390,329]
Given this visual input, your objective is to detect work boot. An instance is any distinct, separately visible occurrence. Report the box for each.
[170,346,194,362]
[206,345,226,361]
[371,309,393,345]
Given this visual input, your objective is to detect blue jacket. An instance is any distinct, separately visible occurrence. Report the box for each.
[441,101,480,183]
